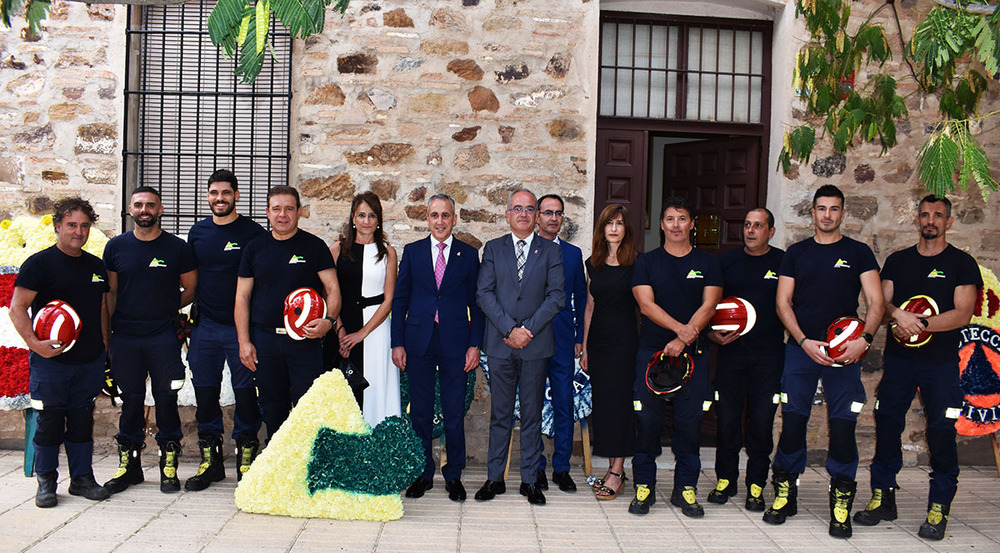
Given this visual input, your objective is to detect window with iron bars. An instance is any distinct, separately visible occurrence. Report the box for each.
[599,12,770,125]
[123,0,292,234]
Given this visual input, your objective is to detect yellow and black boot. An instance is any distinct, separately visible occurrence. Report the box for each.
[103,437,144,495]
[159,440,181,493]
[745,483,765,512]
[829,476,857,539]
[235,436,260,482]
[918,502,950,541]
[184,436,225,491]
[671,486,705,518]
[762,469,798,524]
[707,478,737,505]
[853,487,897,526]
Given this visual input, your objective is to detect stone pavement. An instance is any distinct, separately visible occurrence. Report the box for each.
[2,449,999,553]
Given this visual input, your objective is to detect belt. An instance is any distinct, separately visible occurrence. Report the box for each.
[354,293,385,309]
[253,323,290,335]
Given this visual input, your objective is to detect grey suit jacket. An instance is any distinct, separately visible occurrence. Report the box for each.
[476,233,565,360]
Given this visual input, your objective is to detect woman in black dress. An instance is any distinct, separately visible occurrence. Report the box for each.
[582,203,639,500]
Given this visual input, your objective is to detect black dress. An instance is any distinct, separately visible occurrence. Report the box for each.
[585,258,639,458]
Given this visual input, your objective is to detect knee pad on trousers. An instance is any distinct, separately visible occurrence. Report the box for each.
[33,409,67,447]
[829,418,859,466]
[64,404,95,443]
[777,411,808,454]
[234,387,260,434]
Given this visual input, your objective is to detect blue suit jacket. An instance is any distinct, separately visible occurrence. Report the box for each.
[477,233,565,360]
[550,239,586,351]
[391,236,485,357]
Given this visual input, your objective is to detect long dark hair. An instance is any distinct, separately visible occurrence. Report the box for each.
[591,203,637,270]
[339,192,389,263]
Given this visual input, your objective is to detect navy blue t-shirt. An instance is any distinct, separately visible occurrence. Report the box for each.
[16,245,110,365]
[881,244,982,363]
[779,236,879,343]
[632,247,722,349]
[188,215,266,325]
[103,231,197,336]
[238,229,336,330]
[719,246,785,353]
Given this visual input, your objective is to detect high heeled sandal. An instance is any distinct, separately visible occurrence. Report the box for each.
[595,471,626,501]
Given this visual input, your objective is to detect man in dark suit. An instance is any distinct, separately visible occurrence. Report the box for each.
[475,188,565,505]
[391,193,485,502]
[535,193,585,492]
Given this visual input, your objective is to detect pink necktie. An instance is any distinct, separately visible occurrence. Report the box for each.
[434,242,446,322]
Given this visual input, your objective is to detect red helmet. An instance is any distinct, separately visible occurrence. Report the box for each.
[891,294,939,348]
[710,296,757,336]
[32,300,82,353]
[645,351,694,398]
[825,316,865,363]
[283,287,327,340]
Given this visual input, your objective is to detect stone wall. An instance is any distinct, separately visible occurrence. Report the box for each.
[3,0,1000,468]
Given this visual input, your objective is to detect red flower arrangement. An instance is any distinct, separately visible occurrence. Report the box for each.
[0,273,14,308]
[0,345,29,398]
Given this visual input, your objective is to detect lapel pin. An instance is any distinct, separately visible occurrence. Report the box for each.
[457,251,461,256]
[534,249,538,254]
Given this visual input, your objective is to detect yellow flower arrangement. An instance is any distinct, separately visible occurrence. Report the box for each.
[972,264,1000,330]
[0,215,109,266]
[234,370,422,521]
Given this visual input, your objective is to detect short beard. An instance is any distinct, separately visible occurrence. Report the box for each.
[133,215,158,228]
[212,203,235,217]
[921,228,938,240]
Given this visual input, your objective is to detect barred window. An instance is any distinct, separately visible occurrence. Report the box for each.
[123,0,292,234]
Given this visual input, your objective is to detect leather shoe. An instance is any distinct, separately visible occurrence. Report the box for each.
[536,469,549,490]
[405,477,433,498]
[475,480,506,501]
[552,471,577,492]
[445,479,467,502]
[520,482,546,505]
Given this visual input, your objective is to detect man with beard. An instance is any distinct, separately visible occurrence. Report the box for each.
[766,184,883,538]
[9,198,111,507]
[853,195,980,540]
[103,187,198,495]
[184,170,266,490]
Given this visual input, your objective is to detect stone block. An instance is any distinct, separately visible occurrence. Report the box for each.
[74,123,117,155]
[495,64,529,83]
[305,84,346,106]
[410,93,451,113]
[0,157,19,183]
[437,180,468,203]
[957,206,984,224]
[454,231,481,249]
[426,150,442,166]
[430,7,468,32]
[82,163,117,184]
[383,8,414,28]
[367,88,397,111]
[883,162,913,184]
[98,87,115,100]
[28,195,54,214]
[345,143,415,165]
[370,179,399,201]
[48,103,91,120]
[544,53,571,78]
[811,152,846,177]
[5,72,44,97]
[460,208,497,223]
[847,195,878,221]
[337,53,378,74]
[41,170,68,184]
[14,123,55,150]
[853,163,874,183]
[1,54,26,70]
[454,144,489,170]
[405,205,427,220]
[420,39,469,57]
[395,57,424,72]
[547,118,584,141]
[55,50,106,68]
[468,86,499,112]
[451,126,481,142]
[300,173,355,201]
[62,87,84,100]
[447,59,484,81]
[498,125,515,143]
[482,16,521,32]
[87,4,115,20]
[409,186,426,202]
[982,231,1000,252]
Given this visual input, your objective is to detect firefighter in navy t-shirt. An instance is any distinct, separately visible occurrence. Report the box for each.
[235,186,340,440]
[766,185,884,538]
[102,186,198,495]
[706,208,785,511]
[853,195,981,540]
[184,170,266,491]
[629,196,723,517]
[9,198,111,508]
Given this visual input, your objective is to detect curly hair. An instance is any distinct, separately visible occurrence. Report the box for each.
[52,197,99,226]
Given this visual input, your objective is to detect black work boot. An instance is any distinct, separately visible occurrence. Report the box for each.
[628,484,656,515]
[762,469,798,524]
[184,436,225,491]
[707,478,737,505]
[159,440,182,493]
[829,476,857,538]
[103,437,144,495]
[671,486,705,518]
[68,473,110,501]
[35,471,58,508]
[745,483,765,512]
[853,487,897,526]
[918,502,950,540]
[235,436,260,482]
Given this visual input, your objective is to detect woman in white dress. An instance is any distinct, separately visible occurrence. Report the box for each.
[329,192,400,426]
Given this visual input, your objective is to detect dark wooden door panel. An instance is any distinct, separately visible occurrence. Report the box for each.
[595,129,647,250]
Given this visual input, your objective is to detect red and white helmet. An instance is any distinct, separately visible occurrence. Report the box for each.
[710,296,757,336]
[825,316,865,363]
[645,351,694,399]
[283,287,327,340]
[891,294,939,348]
[32,300,82,353]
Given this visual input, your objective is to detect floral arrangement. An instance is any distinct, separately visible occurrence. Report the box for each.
[235,369,424,521]
[956,264,1000,437]
[972,264,1000,330]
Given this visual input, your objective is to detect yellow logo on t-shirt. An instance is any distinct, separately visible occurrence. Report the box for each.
[224,241,240,252]
[91,273,104,283]
[834,258,851,269]
[764,270,778,280]
[928,269,946,279]
[289,255,306,264]
[149,258,167,268]
[686,269,703,279]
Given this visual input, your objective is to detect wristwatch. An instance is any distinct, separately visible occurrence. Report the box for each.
[861,332,873,345]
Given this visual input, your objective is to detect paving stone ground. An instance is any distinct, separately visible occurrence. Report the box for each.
[1,449,999,552]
